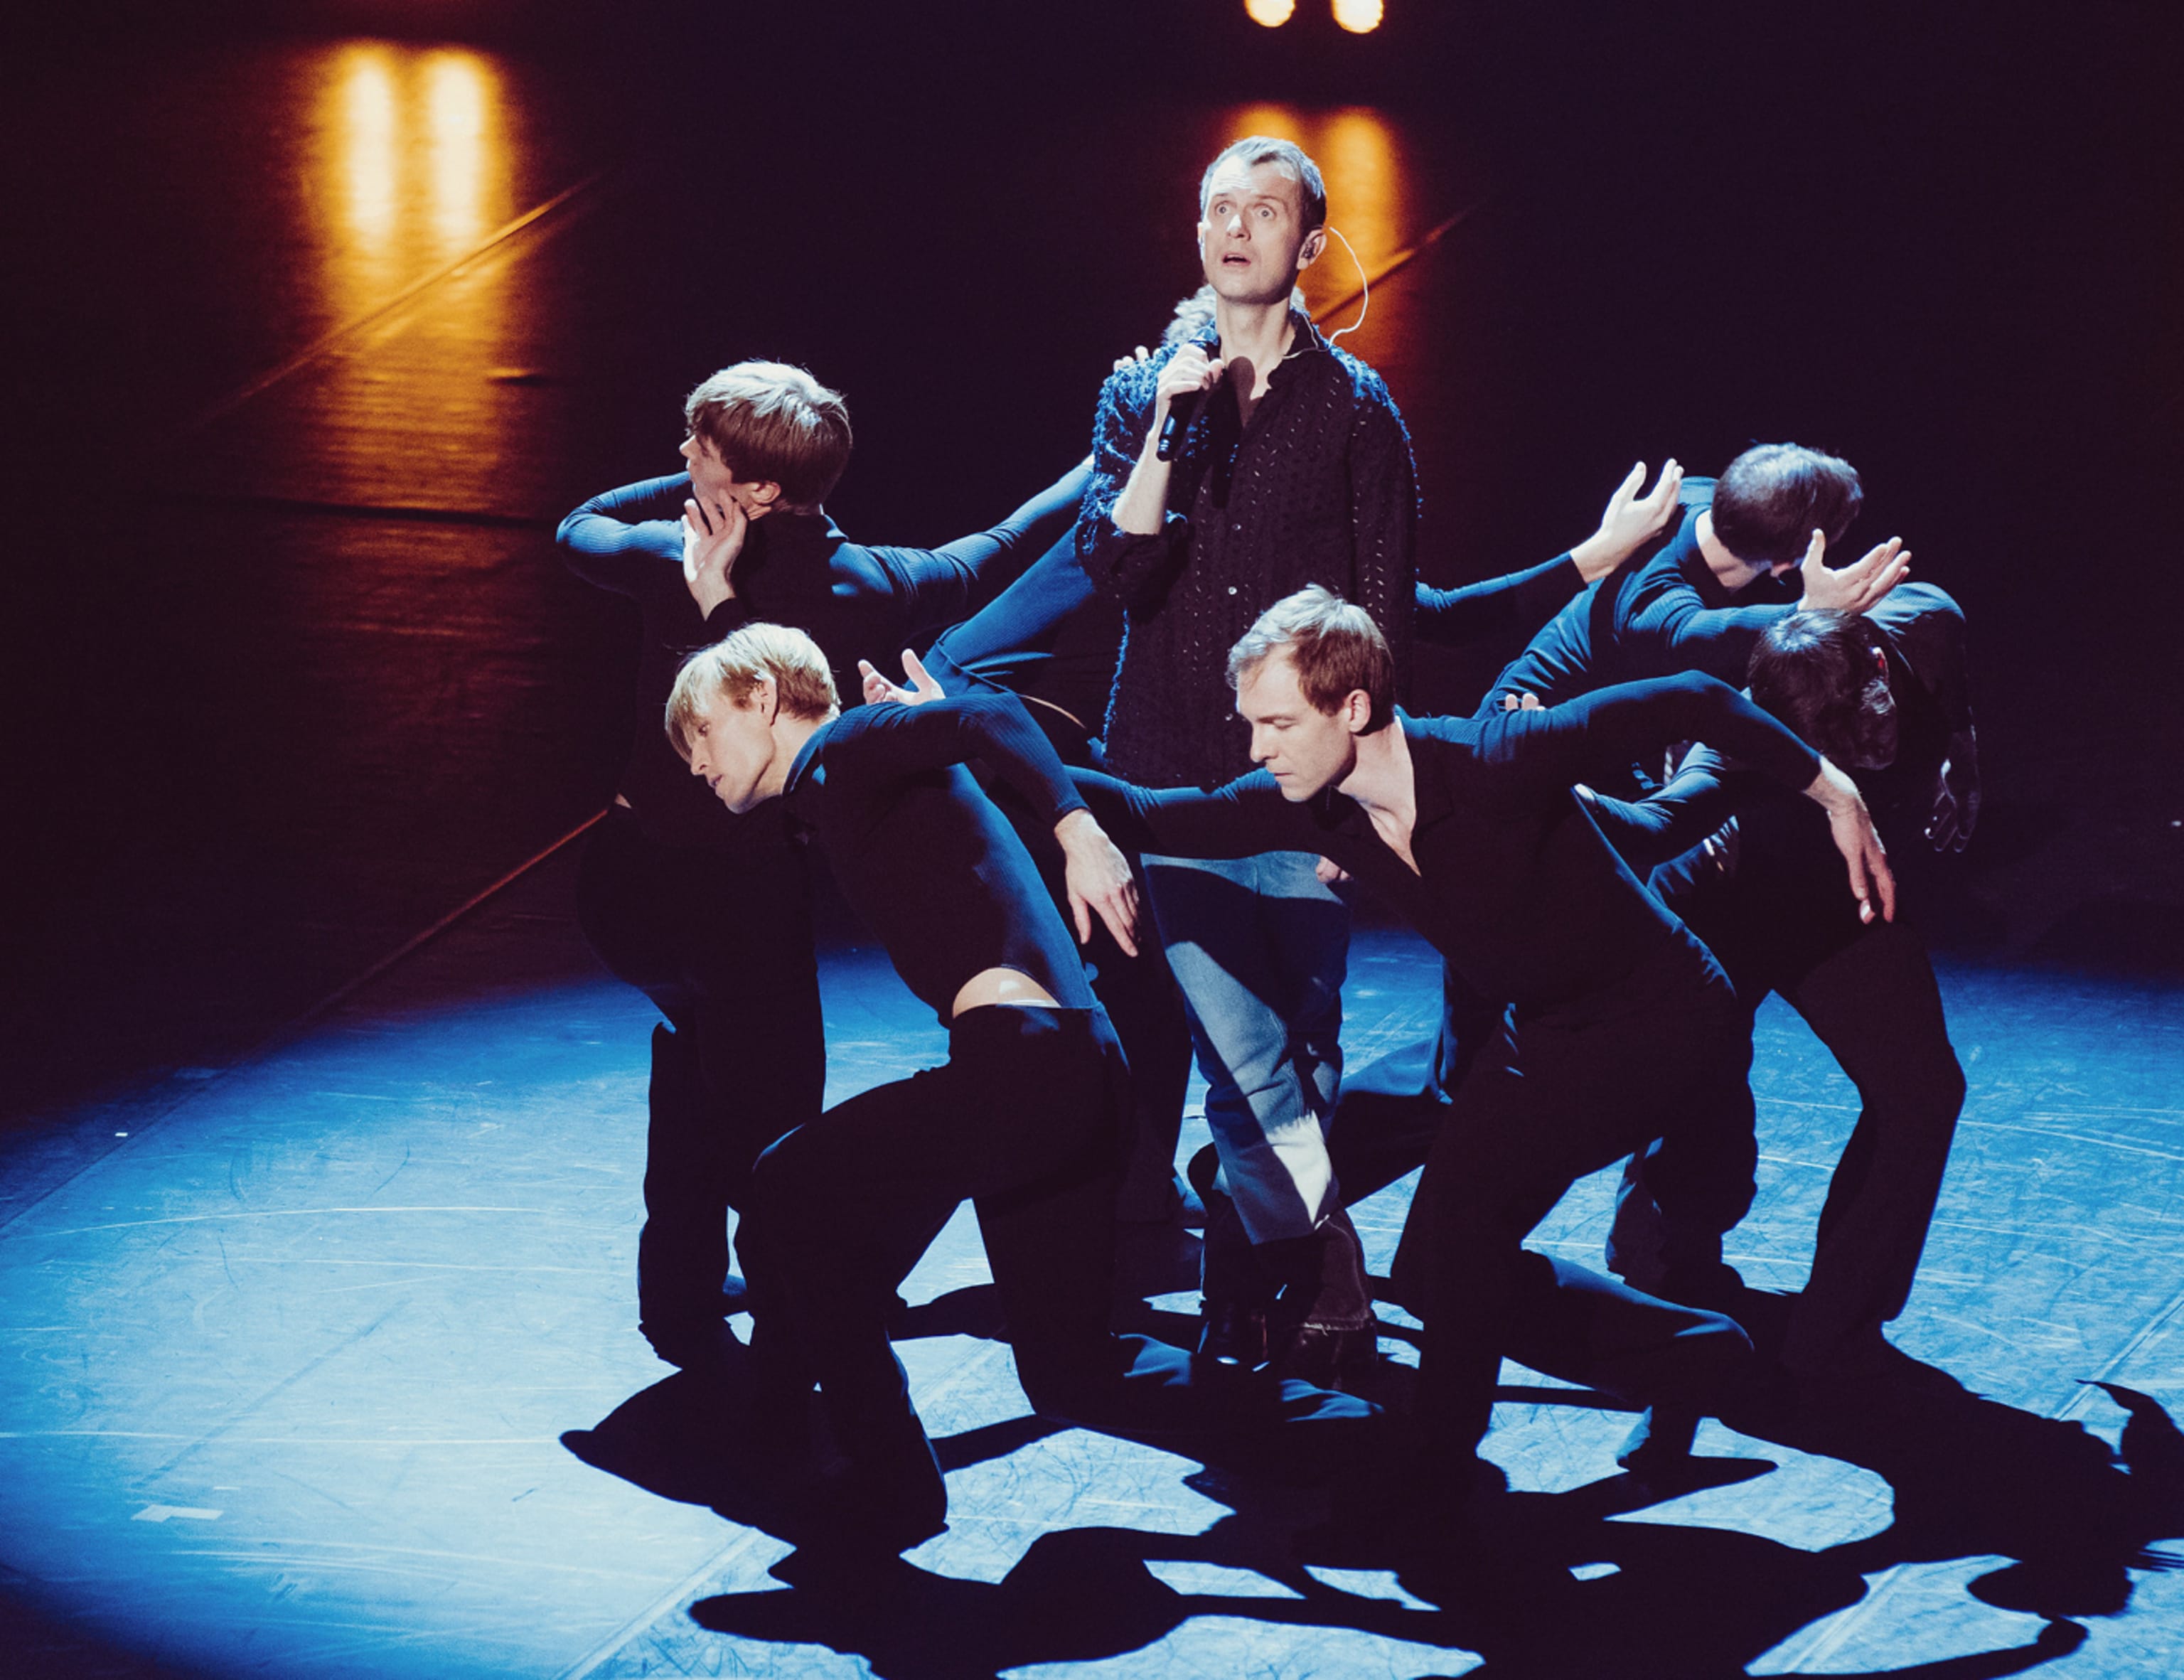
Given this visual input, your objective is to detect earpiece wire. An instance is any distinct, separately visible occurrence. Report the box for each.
[1323,223,1369,343]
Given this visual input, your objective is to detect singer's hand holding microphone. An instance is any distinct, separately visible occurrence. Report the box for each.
[1152,342,1225,461]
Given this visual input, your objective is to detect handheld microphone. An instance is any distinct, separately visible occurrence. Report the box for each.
[1155,394,1197,462]
[1155,335,1222,462]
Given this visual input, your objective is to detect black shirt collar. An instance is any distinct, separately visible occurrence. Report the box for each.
[782,724,831,808]
[1197,306,1330,385]
[1670,508,1746,612]
[1305,712,1450,842]
[1671,505,1799,612]
[1399,711,1457,833]
[752,508,837,559]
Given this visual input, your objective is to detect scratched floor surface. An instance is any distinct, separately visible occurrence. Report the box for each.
[2,852,2181,1679]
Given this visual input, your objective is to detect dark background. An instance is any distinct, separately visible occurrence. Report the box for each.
[4,0,2180,1133]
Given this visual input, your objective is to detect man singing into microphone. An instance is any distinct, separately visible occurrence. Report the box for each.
[1074,137,1418,1384]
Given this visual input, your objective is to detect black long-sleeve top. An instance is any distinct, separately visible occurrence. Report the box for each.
[921,532,1120,740]
[1586,584,1974,978]
[1413,553,1582,650]
[781,692,1096,1024]
[557,467,1082,844]
[1473,482,1802,718]
[1075,311,1418,789]
[1072,672,1819,1021]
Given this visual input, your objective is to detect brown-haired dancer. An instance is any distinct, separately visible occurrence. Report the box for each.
[557,360,1083,1370]
[667,624,1381,1553]
[1353,443,1898,1134]
[1585,587,1977,1393]
[1053,584,1894,1523]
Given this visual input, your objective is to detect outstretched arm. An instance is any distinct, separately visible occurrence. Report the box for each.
[1415,555,1583,649]
[555,473,690,594]
[1416,459,1684,651]
[1495,672,1895,922]
[1617,528,1909,686]
[1580,746,1744,877]
[1805,755,1896,923]
[850,660,1140,952]
[1568,459,1686,583]
[1069,766,1317,867]
[860,461,1096,644]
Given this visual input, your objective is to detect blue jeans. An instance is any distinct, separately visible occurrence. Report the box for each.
[1144,851,1350,1246]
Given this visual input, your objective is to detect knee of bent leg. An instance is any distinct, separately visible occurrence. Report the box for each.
[746,1131,830,1236]
[1676,1308,1755,1390]
[1938,1051,1967,1121]
[1905,1046,1968,1139]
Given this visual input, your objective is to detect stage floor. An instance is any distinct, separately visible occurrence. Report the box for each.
[3,848,2180,1679]
[7,12,2183,1676]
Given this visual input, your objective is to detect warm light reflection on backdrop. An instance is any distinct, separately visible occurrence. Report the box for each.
[336,46,399,262]
[1219,103,1406,316]
[318,42,506,319]
[424,52,493,248]
[282,39,519,527]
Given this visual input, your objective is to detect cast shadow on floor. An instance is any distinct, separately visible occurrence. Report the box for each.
[561,1272,2184,1680]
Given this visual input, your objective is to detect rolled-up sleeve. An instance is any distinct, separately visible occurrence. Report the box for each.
[1076,366,1189,611]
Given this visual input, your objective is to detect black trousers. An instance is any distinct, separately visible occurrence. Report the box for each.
[1610,911,1965,1370]
[1320,958,1501,1225]
[737,1005,1381,1517]
[574,804,826,1331]
[1400,937,1757,1480]
[972,728,1194,1221]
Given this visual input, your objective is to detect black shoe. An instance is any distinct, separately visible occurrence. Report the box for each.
[1199,1299,1269,1369]
[805,1400,950,1557]
[802,1461,948,1557]
[1387,1456,1518,1604]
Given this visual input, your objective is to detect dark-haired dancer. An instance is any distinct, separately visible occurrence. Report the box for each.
[1589,588,1977,1376]
[669,625,1378,1549]
[1059,586,1894,1507]
[559,360,1081,1369]
[1467,444,1908,720]
[1327,446,1921,1242]
[1077,134,1416,1379]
